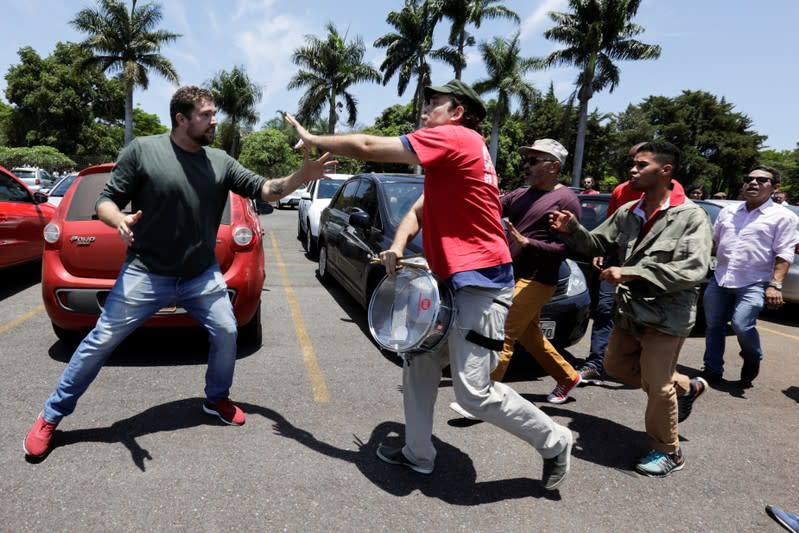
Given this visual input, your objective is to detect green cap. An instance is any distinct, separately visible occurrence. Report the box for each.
[423,80,487,120]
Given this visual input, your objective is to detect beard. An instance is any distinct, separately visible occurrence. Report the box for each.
[189,126,215,146]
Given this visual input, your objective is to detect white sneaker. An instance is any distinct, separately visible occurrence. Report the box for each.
[449,401,479,420]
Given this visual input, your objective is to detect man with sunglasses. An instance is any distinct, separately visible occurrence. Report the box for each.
[550,141,712,477]
[701,165,799,387]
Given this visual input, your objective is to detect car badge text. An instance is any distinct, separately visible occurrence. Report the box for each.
[70,236,96,246]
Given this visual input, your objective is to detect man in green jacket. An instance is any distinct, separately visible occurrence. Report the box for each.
[550,141,712,477]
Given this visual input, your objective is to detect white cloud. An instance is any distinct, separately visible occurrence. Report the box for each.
[519,0,568,41]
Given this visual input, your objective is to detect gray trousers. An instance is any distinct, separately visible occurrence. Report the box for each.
[400,285,572,471]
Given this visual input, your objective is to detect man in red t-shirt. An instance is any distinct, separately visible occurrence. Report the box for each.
[286,80,573,490]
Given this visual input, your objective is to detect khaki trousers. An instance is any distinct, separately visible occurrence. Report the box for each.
[490,277,579,385]
[604,325,691,454]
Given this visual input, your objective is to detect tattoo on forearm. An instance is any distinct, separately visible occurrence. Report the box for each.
[269,179,285,196]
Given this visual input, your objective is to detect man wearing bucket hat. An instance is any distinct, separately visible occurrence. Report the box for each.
[286,79,574,490]
[450,138,583,418]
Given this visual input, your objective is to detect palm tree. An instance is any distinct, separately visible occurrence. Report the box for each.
[374,0,449,128]
[288,22,381,134]
[434,0,520,80]
[70,0,180,146]
[473,33,538,164]
[540,0,661,186]
[206,66,262,158]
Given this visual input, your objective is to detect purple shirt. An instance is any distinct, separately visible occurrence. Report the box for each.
[713,199,799,288]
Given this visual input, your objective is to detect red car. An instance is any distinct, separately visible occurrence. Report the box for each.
[41,163,266,346]
[0,165,56,269]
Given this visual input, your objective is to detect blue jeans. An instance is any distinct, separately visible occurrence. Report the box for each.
[585,253,619,372]
[43,262,238,423]
[702,277,766,374]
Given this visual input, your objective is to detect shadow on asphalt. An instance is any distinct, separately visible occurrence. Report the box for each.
[0,260,42,300]
[36,398,563,501]
[46,327,260,366]
[265,407,561,503]
[782,386,799,404]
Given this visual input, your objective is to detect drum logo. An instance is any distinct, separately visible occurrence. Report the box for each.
[417,292,432,313]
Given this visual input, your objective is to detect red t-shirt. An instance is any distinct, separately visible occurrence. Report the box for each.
[406,125,511,279]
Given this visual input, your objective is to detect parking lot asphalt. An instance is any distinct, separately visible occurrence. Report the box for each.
[1,208,797,532]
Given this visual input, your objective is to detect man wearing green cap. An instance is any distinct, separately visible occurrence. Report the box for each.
[286,79,574,490]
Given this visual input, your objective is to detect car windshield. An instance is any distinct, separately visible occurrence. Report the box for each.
[382,181,424,225]
[696,201,722,224]
[13,169,36,180]
[317,179,344,199]
[50,174,77,197]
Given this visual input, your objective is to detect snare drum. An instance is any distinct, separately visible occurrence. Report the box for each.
[368,266,454,354]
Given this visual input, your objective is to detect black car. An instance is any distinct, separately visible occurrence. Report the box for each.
[317,173,591,348]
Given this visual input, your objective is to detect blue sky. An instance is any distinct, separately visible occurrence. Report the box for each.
[2,0,797,151]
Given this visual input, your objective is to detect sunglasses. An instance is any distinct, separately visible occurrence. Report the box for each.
[526,156,556,166]
[742,175,773,184]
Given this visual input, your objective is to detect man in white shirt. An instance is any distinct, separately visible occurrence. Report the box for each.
[772,191,788,205]
[702,165,799,387]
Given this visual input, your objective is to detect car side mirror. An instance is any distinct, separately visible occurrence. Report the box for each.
[301,192,311,200]
[33,191,48,204]
[349,209,372,230]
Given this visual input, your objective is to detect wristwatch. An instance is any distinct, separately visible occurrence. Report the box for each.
[768,282,783,290]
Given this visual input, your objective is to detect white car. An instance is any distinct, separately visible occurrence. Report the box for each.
[45,173,77,207]
[297,174,351,257]
[277,183,307,209]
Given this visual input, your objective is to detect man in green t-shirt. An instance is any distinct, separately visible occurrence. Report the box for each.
[24,86,333,460]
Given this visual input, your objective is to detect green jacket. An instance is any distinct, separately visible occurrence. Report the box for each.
[560,199,712,337]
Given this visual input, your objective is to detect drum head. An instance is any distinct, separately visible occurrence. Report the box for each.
[368,268,443,353]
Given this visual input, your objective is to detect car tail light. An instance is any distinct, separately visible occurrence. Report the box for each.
[43,223,61,244]
[232,225,253,247]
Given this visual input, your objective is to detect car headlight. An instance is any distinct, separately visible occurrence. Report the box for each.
[43,223,60,243]
[232,226,253,246]
[564,259,588,297]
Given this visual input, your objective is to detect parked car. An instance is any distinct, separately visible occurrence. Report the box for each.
[277,184,307,209]
[45,173,78,207]
[0,165,56,269]
[11,166,55,193]
[41,163,266,346]
[297,173,352,257]
[317,173,591,348]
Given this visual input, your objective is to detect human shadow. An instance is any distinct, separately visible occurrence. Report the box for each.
[0,260,42,300]
[536,405,645,476]
[36,397,211,470]
[256,404,559,504]
[783,386,799,404]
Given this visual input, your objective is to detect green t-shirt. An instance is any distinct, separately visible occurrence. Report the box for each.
[98,133,267,277]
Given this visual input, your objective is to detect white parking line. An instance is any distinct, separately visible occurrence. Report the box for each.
[269,232,330,403]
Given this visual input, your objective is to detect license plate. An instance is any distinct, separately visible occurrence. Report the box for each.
[540,320,556,339]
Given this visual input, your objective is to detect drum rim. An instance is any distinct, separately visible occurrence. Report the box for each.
[367,267,453,353]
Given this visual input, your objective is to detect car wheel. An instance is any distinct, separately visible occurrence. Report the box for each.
[297,217,305,242]
[52,323,85,346]
[318,243,331,283]
[238,302,262,348]
[305,223,317,259]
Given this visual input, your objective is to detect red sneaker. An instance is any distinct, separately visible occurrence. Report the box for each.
[547,373,582,404]
[203,398,245,426]
[24,414,58,458]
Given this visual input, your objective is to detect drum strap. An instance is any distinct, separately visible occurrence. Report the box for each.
[492,298,511,309]
[466,330,504,351]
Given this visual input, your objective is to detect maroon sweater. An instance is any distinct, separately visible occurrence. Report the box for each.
[500,185,581,285]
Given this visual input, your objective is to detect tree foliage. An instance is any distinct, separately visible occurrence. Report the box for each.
[132,107,167,137]
[288,22,381,134]
[70,0,180,145]
[4,43,125,159]
[539,0,661,185]
[206,65,262,158]
[238,128,303,179]
[0,146,77,170]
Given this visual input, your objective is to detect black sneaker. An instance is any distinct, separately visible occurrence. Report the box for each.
[700,367,723,384]
[541,431,573,490]
[376,443,433,475]
[740,359,760,389]
[678,377,707,423]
